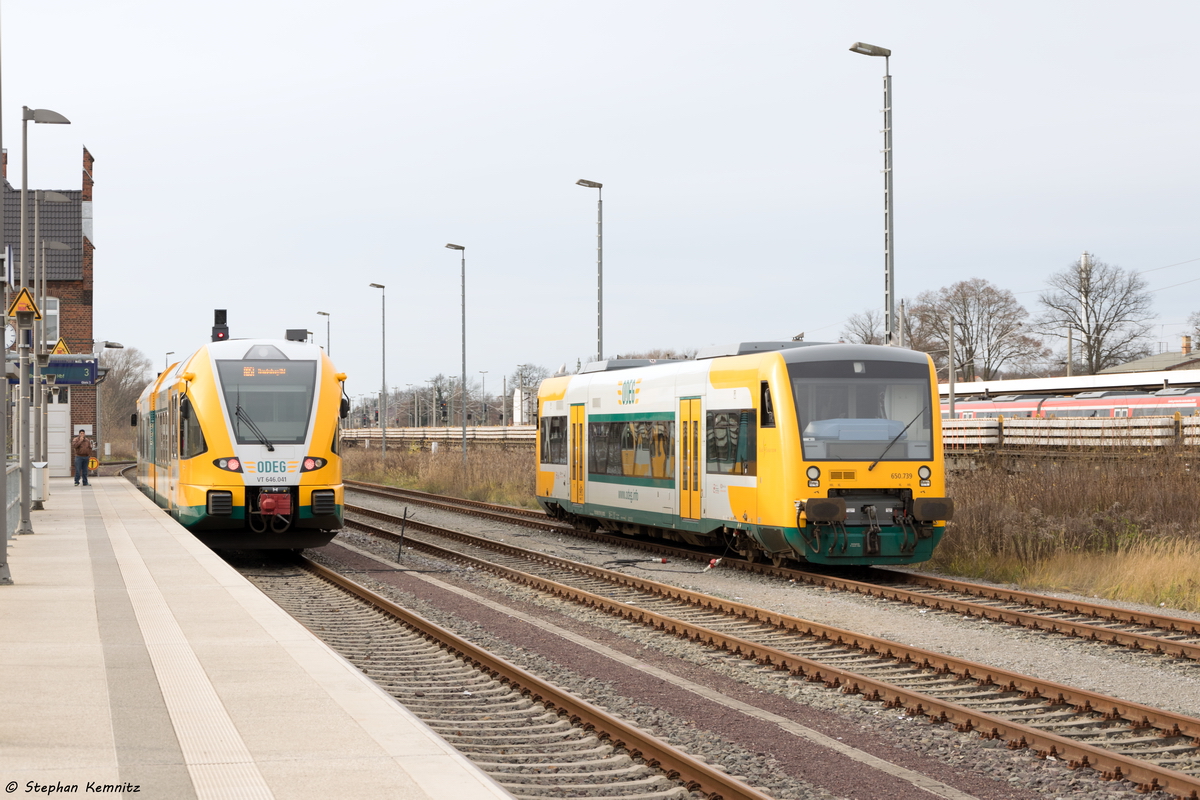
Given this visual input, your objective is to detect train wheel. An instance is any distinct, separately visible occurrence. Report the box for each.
[770,553,790,568]
[740,547,760,563]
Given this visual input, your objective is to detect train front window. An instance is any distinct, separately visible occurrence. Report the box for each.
[217,360,317,446]
[788,359,933,461]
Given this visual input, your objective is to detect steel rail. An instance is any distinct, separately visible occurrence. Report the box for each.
[345,482,1200,661]
[345,508,1200,799]
[300,556,774,800]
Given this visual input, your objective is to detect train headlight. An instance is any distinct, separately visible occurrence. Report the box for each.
[301,457,328,473]
[214,458,243,473]
[918,465,931,486]
[806,466,820,487]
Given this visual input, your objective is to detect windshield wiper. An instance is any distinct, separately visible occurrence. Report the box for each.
[235,404,275,452]
[867,408,925,472]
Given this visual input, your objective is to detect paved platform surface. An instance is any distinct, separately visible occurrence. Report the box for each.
[1,477,513,799]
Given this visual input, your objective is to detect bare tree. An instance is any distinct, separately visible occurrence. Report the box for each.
[1188,311,1200,347]
[840,309,884,345]
[908,278,1047,380]
[100,347,154,458]
[1037,253,1153,374]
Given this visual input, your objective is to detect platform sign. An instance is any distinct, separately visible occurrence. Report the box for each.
[6,287,41,319]
[5,356,98,385]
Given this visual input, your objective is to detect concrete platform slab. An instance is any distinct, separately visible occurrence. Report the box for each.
[0,477,512,800]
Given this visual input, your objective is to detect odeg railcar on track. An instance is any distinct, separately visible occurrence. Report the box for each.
[134,336,348,549]
[535,342,954,566]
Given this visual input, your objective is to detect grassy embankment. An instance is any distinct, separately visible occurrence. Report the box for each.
[343,447,1200,611]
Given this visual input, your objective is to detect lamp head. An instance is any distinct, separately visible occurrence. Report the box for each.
[369,283,385,289]
[317,311,330,316]
[576,179,602,189]
[24,107,71,124]
[849,42,891,57]
[445,243,465,251]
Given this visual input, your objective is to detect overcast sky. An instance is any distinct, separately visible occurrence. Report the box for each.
[6,1,1198,405]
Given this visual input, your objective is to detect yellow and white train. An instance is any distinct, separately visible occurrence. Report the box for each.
[134,336,348,549]
[535,342,953,566]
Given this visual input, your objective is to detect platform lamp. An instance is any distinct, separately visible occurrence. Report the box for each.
[92,341,124,475]
[16,106,71,536]
[575,179,603,362]
[34,235,70,471]
[368,284,386,456]
[316,311,330,355]
[445,244,467,466]
[849,42,895,346]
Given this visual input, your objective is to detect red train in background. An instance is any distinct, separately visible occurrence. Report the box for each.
[942,387,1200,419]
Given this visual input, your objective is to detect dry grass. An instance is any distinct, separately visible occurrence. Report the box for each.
[930,452,1200,610]
[343,446,538,508]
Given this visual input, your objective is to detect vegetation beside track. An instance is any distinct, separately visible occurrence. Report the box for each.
[343,447,537,508]
[932,451,1200,610]
[344,447,1200,611]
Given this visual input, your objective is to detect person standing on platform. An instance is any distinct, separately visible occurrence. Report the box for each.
[72,429,94,486]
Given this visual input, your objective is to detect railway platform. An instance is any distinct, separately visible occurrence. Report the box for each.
[0,476,512,800]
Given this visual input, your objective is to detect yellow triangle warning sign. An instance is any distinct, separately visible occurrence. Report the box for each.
[6,287,41,319]
[51,338,70,355]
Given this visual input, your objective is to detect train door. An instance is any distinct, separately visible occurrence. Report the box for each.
[167,395,179,510]
[570,404,585,505]
[679,398,701,520]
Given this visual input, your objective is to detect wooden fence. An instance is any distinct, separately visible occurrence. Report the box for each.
[342,426,536,450]
[943,415,1200,450]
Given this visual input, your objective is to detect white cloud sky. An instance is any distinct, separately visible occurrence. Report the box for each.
[6,0,1197,397]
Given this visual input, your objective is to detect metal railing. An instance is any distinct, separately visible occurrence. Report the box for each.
[6,462,18,541]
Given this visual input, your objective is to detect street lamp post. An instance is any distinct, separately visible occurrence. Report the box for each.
[368,284,386,456]
[576,179,603,362]
[93,340,124,468]
[34,235,69,490]
[445,244,466,465]
[316,311,330,354]
[17,106,71,535]
[849,42,894,346]
[165,352,174,371]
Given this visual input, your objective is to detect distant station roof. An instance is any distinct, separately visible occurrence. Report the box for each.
[939,368,1200,397]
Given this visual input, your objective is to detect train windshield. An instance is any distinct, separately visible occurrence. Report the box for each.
[216,360,317,446]
[788,359,933,461]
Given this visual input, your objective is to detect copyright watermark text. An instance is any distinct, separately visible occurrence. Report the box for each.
[6,782,140,794]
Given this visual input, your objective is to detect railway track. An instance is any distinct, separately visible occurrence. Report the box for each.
[239,556,770,800]
[346,480,1200,662]
[342,501,1200,800]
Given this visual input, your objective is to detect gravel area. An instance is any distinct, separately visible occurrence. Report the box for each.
[320,494,1193,799]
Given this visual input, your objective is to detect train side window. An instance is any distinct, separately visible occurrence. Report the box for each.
[760,382,775,428]
[706,409,756,476]
[540,416,568,465]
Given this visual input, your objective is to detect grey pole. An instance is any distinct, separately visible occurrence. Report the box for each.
[369,285,385,456]
[478,371,487,426]
[502,375,507,427]
[849,44,894,345]
[883,58,894,346]
[445,244,466,465]
[0,18,8,581]
[948,315,956,419]
[576,180,603,361]
[31,192,41,473]
[317,311,330,355]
